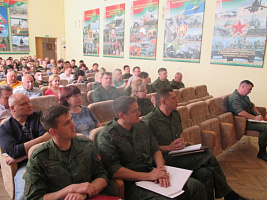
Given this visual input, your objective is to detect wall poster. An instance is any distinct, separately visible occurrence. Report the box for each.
[163,0,205,63]
[0,0,29,54]
[103,3,125,58]
[83,8,100,56]
[211,0,267,68]
[129,0,159,60]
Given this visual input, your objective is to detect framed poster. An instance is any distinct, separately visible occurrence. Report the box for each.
[103,3,125,58]
[211,0,267,68]
[129,0,159,60]
[163,0,205,63]
[83,8,100,56]
[0,0,29,54]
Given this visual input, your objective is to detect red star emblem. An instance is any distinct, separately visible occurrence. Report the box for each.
[232,20,246,34]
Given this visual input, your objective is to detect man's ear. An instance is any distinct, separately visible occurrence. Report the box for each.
[118,112,124,119]
[161,98,166,106]
[10,105,15,113]
[49,128,57,136]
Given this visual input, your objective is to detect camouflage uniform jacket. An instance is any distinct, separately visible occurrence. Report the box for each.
[226,89,255,116]
[137,98,154,116]
[96,119,160,177]
[92,85,120,103]
[170,80,185,90]
[23,137,108,200]
[151,78,172,92]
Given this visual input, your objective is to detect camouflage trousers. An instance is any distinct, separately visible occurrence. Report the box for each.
[246,121,267,147]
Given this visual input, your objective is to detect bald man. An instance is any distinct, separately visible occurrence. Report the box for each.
[0,93,51,200]
[14,74,43,98]
[171,72,185,90]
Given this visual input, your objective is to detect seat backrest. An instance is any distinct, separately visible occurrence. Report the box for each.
[173,89,184,102]
[30,95,59,112]
[87,90,94,105]
[70,83,88,93]
[194,85,209,99]
[81,92,89,106]
[87,77,95,82]
[85,73,95,78]
[59,79,68,86]
[117,86,126,94]
[146,92,156,100]
[89,126,103,143]
[221,94,230,111]
[186,101,211,125]
[206,97,226,118]
[89,100,115,125]
[40,86,49,94]
[176,106,193,129]
[87,82,95,91]
[42,75,49,81]
[180,87,198,102]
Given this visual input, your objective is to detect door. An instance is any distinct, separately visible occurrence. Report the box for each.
[35,37,57,60]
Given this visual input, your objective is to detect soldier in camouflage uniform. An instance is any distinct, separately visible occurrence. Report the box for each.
[142,89,247,200]
[97,96,207,200]
[227,80,267,162]
[23,105,108,200]
[151,68,172,92]
[170,72,185,90]
[92,72,120,103]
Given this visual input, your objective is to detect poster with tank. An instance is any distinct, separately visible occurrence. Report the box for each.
[163,0,205,63]
[0,0,29,54]
[83,8,100,56]
[129,0,158,60]
[103,3,125,58]
[211,0,267,68]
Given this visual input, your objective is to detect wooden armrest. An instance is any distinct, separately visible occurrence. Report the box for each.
[105,178,125,199]
[233,116,246,140]
[219,122,233,150]
[200,130,216,152]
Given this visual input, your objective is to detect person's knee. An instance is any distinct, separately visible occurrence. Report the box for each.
[184,177,207,200]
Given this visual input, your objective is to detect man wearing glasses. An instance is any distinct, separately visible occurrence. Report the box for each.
[0,93,51,200]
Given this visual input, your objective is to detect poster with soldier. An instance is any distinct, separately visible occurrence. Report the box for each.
[129,0,158,60]
[0,0,29,54]
[83,8,100,56]
[211,0,267,68]
[103,3,125,58]
[163,0,205,63]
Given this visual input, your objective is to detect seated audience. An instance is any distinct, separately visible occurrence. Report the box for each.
[59,62,73,83]
[23,105,108,199]
[60,86,101,137]
[14,75,43,98]
[79,63,87,72]
[92,72,120,103]
[0,69,22,89]
[121,77,142,96]
[92,72,102,90]
[88,63,99,73]
[97,96,207,200]
[127,66,141,87]
[71,59,78,69]
[72,69,88,84]
[34,60,41,70]
[41,60,48,71]
[132,83,154,116]
[47,65,59,76]
[151,68,172,92]
[171,72,185,90]
[0,93,51,200]
[122,65,132,80]
[34,70,48,88]
[28,62,35,76]
[227,80,267,162]
[19,58,27,70]
[99,67,106,73]
[17,66,31,81]
[0,84,13,122]
[112,68,126,88]
[13,62,19,71]
[44,74,62,100]
[138,71,154,93]
[142,89,247,200]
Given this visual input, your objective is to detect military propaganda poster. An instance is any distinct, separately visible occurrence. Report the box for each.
[129,0,158,60]
[211,0,267,68]
[103,3,125,58]
[0,0,29,54]
[83,8,100,56]
[163,0,205,63]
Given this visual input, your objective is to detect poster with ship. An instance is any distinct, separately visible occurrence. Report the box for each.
[129,0,159,60]
[103,3,125,58]
[83,8,100,56]
[163,0,205,63]
[0,0,29,54]
[211,0,267,68]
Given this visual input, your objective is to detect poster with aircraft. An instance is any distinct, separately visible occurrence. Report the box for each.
[103,3,125,58]
[129,0,158,60]
[163,0,205,63]
[211,0,267,68]
[0,0,29,54]
[83,8,100,56]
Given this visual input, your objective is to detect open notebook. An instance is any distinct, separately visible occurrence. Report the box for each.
[136,165,192,199]
[168,144,208,156]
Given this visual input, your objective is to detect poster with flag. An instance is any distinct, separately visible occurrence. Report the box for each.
[211,0,267,68]
[163,0,205,63]
[83,8,100,56]
[129,0,159,60]
[0,0,29,54]
[103,3,125,58]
